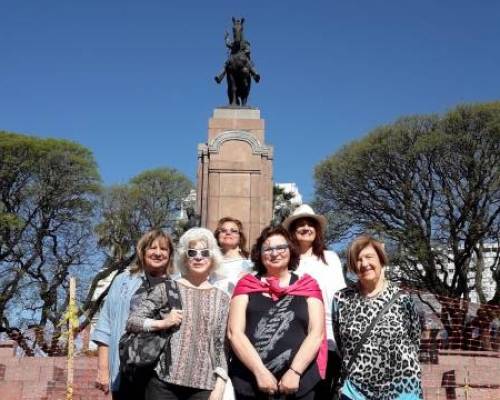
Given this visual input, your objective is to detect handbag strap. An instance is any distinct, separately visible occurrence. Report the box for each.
[165,280,182,310]
[345,290,403,374]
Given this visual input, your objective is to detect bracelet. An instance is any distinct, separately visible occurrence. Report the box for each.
[289,366,302,377]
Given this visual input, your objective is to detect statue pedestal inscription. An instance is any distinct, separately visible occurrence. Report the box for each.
[197,107,273,246]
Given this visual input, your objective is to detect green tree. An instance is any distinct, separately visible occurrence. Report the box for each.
[79,168,193,329]
[314,103,500,303]
[0,131,100,348]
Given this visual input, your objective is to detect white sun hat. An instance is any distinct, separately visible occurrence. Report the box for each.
[282,204,327,233]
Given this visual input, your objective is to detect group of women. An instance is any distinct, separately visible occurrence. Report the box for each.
[92,204,423,400]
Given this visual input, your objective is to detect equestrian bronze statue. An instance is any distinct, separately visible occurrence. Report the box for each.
[215,17,260,106]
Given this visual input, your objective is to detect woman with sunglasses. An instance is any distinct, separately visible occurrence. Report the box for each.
[213,217,253,295]
[127,228,230,400]
[228,225,326,400]
[283,205,346,399]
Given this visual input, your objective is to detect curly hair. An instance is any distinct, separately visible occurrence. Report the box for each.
[175,227,223,276]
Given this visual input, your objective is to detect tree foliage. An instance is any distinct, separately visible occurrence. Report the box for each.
[0,131,194,351]
[0,131,100,345]
[79,167,193,330]
[314,103,500,303]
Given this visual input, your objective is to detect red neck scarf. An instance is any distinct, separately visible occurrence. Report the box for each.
[232,273,327,378]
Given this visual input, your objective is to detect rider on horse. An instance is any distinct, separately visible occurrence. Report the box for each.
[214,18,260,84]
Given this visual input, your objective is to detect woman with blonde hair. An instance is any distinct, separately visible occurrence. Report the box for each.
[127,228,230,400]
[92,229,174,400]
[333,235,422,399]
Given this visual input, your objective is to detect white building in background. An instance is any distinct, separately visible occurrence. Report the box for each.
[178,188,197,221]
[275,182,303,206]
[452,241,498,303]
[387,242,499,303]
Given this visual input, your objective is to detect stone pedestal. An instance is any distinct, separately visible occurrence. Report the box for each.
[197,107,273,247]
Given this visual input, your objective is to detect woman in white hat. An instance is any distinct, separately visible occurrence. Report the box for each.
[283,204,346,399]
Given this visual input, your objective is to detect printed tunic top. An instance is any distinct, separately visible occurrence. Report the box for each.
[332,282,423,399]
[127,280,230,390]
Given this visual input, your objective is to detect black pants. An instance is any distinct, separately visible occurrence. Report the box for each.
[115,371,149,400]
[235,389,316,400]
[314,350,342,400]
[146,375,210,400]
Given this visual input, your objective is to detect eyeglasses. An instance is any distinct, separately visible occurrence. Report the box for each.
[187,248,211,258]
[220,228,240,235]
[262,244,289,255]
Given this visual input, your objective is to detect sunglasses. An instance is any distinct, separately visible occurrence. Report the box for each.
[296,228,314,235]
[262,244,289,255]
[187,248,211,258]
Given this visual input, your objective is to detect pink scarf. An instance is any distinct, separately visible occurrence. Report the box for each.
[233,273,327,379]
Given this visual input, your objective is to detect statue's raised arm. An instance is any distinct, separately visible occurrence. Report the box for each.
[214,17,260,106]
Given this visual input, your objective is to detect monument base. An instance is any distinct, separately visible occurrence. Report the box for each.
[197,107,273,247]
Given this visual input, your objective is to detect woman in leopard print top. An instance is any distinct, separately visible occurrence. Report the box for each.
[332,235,422,400]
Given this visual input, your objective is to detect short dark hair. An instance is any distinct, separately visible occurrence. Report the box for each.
[251,225,300,275]
[347,234,388,273]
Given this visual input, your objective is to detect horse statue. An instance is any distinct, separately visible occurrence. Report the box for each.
[214,17,260,106]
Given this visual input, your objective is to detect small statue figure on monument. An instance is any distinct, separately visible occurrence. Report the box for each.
[214,17,261,107]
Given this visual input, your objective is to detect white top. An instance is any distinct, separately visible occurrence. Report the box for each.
[295,250,346,351]
[211,257,254,295]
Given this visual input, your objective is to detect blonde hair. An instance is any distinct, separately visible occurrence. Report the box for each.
[130,229,174,275]
[347,234,388,273]
[175,228,223,276]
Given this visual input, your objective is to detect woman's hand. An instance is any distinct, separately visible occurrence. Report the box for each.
[228,295,278,395]
[95,367,109,394]
[278,369,300,395]
[255,368,279,395]
[157,309,183,330]
[95,344,109,394]
[208,377,226,400]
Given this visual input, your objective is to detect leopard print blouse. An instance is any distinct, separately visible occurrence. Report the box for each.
[333,282,423,399]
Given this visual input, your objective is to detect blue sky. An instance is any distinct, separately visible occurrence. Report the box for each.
[1,0,499,201]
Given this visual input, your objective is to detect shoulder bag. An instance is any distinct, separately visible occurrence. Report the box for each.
[333,290,402,400]
[119,279,182,381]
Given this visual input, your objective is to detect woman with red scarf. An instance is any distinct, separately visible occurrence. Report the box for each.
[228,226,326,400]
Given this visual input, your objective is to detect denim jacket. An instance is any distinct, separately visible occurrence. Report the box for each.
[91,269,142,391]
